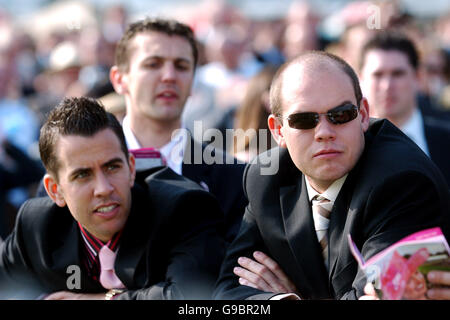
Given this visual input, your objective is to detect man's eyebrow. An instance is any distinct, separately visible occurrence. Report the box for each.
[68,158,125,179]
[69,167,91,179]
[329,100,354,110]
[102,157,125,168]
[392,68,407,74]
[174,57,192,63]
[142,55,192,64]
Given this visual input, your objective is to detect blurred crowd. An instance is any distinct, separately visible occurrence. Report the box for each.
[1,0,450,237]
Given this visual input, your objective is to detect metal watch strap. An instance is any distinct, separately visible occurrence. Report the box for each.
[105,289,124,300]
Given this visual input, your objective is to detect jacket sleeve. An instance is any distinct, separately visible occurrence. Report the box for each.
[339,171,450,300]
[0,200,46,299]
[1,140,44,190]
[212,204,278,300]
[213,163,278,300]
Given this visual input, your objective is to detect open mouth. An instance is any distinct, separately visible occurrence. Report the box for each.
[94,204,119,218]
[157,91,178,100]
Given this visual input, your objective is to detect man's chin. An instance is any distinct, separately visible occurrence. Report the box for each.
[95,218,127,240]
[312,168,348,185]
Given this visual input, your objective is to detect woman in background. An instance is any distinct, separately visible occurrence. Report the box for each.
[230,65,278,162]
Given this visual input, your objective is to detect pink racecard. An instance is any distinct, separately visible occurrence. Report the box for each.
[348,227,450,300]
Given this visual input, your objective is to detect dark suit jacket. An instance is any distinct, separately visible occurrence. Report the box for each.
[0,167,226,299]
[182,139,248,243]
[423,115,450,187]
[214,119,450,300]
[418,94,450,121]
[0,140,44,238]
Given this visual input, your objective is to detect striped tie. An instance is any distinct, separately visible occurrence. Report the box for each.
[312,195,332,269]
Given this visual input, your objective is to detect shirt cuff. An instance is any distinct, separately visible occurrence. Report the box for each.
[269,293,301,300]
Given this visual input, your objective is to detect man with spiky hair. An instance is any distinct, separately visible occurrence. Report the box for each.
[0,96,225,300]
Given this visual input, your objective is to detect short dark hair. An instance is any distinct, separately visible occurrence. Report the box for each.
[39,96,128,179]
[359,31,419,71]
[270,51,363,117]
[115,17,198,72]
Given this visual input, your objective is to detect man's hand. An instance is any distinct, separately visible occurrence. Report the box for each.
[359,271,450,300]
[359,283,380,300]
[427,271,450,300]
[233,251,298,294]
[45,291,106,300]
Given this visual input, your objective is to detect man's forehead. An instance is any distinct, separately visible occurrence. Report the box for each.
[131,31,194,61]
[56,130,123,159]
[281,60,349,93]
[363,49,412,70]
[280,60,355,110]
[282,57,342,80]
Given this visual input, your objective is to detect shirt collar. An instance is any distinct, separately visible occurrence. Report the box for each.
[122,115,186,175]
[305,174,348,203]
[122,115,141,150]
[78,222,122,256]
[400,108,430,156]
[159,129,186,166]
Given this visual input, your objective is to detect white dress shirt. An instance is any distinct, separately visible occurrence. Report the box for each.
[122,115,186,175]
[400,108,430,157]
[305,174,348,244]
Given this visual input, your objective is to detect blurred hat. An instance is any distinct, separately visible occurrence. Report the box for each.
[99,92,126,115]
[48,41,81,72]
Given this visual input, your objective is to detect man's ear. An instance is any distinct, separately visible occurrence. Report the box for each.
[43,174,66,207]
[268,114,287,148]
[128,153,136,187]
[359,97,370,132]
[110,66,128,95]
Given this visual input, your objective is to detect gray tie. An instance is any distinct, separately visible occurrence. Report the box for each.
[312,195,332,268]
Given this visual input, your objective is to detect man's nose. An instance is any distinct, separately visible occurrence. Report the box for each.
[314,115,337,142]
[93,172,114,197]
[161,63,176,82]
[379,75,395,91]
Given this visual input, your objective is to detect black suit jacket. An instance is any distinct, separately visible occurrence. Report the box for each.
[0,140,44,238]
[423,115,450,187]
[182,139,247,243]
[214,119,450,300]
[0,167,226,299]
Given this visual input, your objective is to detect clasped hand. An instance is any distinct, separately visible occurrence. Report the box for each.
[233,251,298,295]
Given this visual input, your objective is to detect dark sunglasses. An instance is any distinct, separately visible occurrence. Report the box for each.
[284,103,359,130]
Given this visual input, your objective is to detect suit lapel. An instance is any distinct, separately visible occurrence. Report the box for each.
[182,138,212,188]
[280,175,330,298]
[115,186,160,289]
[423,120,443,167]
[51,218,101,292]
[327,157,362,296]
[327,188,351,284]
[423,121,436,157]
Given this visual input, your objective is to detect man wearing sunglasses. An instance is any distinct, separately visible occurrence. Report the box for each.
[214,51,450,300]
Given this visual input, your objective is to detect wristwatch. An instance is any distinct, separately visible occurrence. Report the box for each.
[105,289,124,300]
